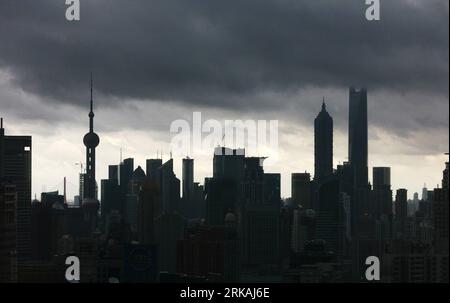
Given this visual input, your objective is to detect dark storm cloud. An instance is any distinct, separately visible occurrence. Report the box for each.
[0,0,448,109]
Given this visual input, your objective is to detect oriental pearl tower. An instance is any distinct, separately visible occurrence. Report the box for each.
[82,74,100,232]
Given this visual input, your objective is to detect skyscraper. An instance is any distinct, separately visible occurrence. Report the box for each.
[291,173,312,209]
[371,167,393,240]
[159,159,180,214]
[372,167,393,220]
[0,118,32,267]
[82,75,100,231]
[0,182,17,282]
[432,160,449,253]
[373,167,391,190]
[146,159,162,182]
[182,157,194,201]
[240,158,281,268]
[348,87,368,188]
[442,159,449,190]
[395,189,408,220]
[314,100,333,182]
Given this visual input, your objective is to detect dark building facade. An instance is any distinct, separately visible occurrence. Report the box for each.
[177,224,239,282]
[0,119,32,271]
[182,157,194,201]
[432,160,449,254]
[0,182,17,282]
[348,87,369,188]
[314,101,333,182]
[372,167,393,220]
[291,173,312,209]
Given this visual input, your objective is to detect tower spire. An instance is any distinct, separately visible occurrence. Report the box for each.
[89,72,94,132]
[90,72,93,112]
[83,73,100,201]
[322,97,326,111]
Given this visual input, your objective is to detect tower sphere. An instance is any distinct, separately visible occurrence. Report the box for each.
[83,132,100,148]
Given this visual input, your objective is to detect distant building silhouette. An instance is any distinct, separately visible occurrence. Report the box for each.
[159,159,180,214]
[0,118,32,279]
[137,180,160,245]
[291,173,312,209]
[371,167,393,241]
[394,189,408,237]
[432,160,449,253]
[348,87,369,188]
[240,157,281,269]
[314,100,333,182]
[146,159,162,183]
[0,182,17,282]
[31,191,65,261]
[372,167,393,219]
[182,157,194,201]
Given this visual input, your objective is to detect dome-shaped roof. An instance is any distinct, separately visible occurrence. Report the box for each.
[31,199,40,206]
[132,166,146,181]
[83,132,100,148]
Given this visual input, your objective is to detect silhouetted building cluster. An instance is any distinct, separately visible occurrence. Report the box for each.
[0,86,448,283]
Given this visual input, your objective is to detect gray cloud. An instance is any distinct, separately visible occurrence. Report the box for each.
[0,0,448,142]
[1,0,448,99]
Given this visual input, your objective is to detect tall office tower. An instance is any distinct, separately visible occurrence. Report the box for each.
[314,100,333,182]
[205,177,238,226]
[82,76,100,232]
[100,164,121,230]
[0,182,17,282]
[372,167,393,219]
[422,184,428,201]
[395,189,408,219]
[443,160,449,190]
[31,191,65,261]
[108,165,119,182]
[291,173,312,209]
[315,178,351,257]
[241,158,281,268]
[159,159,180,214]
[213,147,245,209]
[336,162,354,197]
[394,189,408,237]
[0,118,32,266]
[182,157,194,201]
[120,158,134,189]
[348,87,368,188]
[137,180,160,245]
[213,147,245,179]
[146,159,162,182]
[373,167,391,189]
[154,213,185,274]
[432,160,449,253]
[126,166,147,234]
[119,157,134,217]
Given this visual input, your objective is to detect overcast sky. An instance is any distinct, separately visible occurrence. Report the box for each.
[0,0,448,199]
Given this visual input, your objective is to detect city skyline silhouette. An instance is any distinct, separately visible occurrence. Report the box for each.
[0,0,448,284]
